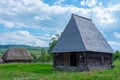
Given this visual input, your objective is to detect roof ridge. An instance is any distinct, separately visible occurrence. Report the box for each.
[72,14,91,20]
[72,15,87,51]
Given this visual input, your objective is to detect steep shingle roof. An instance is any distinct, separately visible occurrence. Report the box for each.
[52,14,114,53]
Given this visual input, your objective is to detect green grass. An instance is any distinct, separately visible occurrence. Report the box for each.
[0,61,120,80]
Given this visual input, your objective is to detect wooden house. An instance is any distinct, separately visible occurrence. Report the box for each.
[52,14,114,71]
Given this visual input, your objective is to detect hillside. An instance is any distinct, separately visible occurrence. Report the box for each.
[0,45,48,50]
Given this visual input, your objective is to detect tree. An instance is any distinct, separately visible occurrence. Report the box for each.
[48,34,60,53]
[31,48,52,63]
[40,48,47,63]
[113,50,120,61]
[48,34,60,61]
[31,50,41,62]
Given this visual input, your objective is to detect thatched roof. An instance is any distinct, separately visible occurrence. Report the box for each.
[2,48,33,61]
[52,14,113,53]
[0,58,4,63]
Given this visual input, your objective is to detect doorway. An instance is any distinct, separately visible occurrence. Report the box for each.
[70,53,77,66]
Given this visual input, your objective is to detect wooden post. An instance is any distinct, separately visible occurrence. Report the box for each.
[53,53,55,67]
[111,54,113,68]
[84,52,87,71]
[101,55,104,65]
[53,53,56,68]
[69,52,70,68]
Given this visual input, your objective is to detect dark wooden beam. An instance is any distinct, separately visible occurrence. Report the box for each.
[84,52,87,71]
[111,54,113,67]
[53,53,56,68]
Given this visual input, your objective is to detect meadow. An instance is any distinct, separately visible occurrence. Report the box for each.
[0,60,120,80]
[0,46,120,80]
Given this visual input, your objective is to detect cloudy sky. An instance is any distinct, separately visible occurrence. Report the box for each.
[0,0,120,50]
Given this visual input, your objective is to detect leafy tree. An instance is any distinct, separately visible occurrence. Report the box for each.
[48,34,60,53]
[31,34,61,63]
[113,50,120,60]
[48,34,60,62]
[31,50,40,62]
[40,48,48,63]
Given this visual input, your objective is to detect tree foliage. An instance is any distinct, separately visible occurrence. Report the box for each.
[31,33,61,63]
[113,50,120,60]
[31,48,52,63]
[48,34,60,53]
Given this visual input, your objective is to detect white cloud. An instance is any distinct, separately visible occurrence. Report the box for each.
[0,0,91,28]
[0,19,15,28]
[0,30,50,47]
[0,0,119,29]
[17,30,30,36]
[80,1,120,25]
[54,0,65,5]
[94,6,115,24]
[108,41,120,50]
[80,0,86,6]
[93,3,120,25]
[41,27,64,34]
[33,16,51,20]
[114,32,120,39]
[109,41,120,47]
[0,19,30,28]
[87,0,97,7]
[0,0,87,16]
[80,0,97,7]
[109,32,120,50]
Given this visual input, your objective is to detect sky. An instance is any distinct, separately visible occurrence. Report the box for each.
[0,0,120,51]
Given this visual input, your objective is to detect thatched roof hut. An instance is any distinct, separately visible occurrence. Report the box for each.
[2,48,33,62]
[0,58,4,63]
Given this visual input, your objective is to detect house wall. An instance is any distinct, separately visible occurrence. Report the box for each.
[76,53,85,71]
[54,52,112,71]
[54,53,69,69]
[54,52,85,70]
[87,52,112,70]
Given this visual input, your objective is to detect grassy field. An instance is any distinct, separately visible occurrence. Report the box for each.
[0,61,120,80]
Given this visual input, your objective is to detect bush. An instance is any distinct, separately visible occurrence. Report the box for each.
[31,48,52,63]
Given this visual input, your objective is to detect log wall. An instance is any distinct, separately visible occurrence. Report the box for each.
[54,52,112,71]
